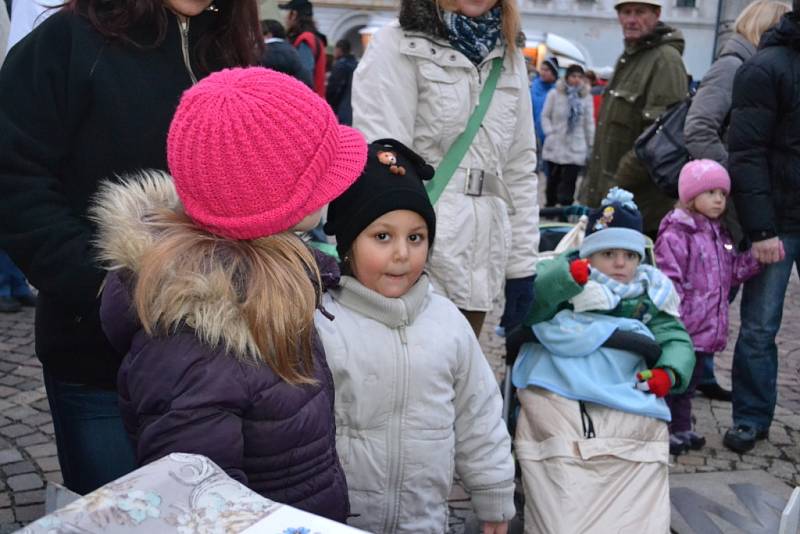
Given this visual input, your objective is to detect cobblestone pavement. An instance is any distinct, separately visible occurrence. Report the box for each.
[0,272,798,532]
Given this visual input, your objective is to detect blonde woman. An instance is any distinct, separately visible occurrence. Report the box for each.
[352,0,539,337]
[683,0,789,401]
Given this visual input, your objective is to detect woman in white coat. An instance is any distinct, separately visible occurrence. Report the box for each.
[541,63,594,207]
[351,0,539,336]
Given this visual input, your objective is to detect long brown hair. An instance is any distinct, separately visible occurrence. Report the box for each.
[134,210,321,385]
[62,0,262,72]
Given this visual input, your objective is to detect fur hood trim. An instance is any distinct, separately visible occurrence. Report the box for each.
[91,170,182,273]
[90,170,263,362]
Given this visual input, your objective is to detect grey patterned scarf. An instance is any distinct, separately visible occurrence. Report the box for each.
[442,7,502,65]
[566,83,583,133]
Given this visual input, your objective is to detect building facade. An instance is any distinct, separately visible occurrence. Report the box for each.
[274,0,725,78]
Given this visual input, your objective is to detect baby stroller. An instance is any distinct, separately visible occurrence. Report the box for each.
[500,206,656,426]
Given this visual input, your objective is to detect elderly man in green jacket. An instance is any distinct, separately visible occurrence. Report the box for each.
[580,0,688,237]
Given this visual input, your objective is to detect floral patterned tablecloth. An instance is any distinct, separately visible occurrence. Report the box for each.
[17,453,366,534]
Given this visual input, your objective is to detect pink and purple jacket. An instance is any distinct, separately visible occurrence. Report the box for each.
[655,208,761,353]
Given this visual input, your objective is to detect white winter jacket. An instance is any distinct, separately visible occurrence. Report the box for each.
[316,275,515,533]
[352,23,539,311]
[541,80,595,166]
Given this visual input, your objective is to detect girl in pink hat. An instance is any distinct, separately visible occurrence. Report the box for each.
[89,67,367,520]
[655,159,762,455]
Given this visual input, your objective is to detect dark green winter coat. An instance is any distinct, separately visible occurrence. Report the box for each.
[522,251,695,394]
[581,23,688,236]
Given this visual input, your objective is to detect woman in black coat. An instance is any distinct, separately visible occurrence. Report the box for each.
[0,0,262,494]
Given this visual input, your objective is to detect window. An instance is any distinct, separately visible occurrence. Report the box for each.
[676,0,696,6]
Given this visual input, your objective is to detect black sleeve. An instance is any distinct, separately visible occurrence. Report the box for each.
[728,60,778,240]
[326,61,347,108]
[603,330,662,368]
[505,326,662,367]
[0,13,104,309]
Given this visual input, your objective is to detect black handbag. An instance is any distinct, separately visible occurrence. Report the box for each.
[634,97,692,199]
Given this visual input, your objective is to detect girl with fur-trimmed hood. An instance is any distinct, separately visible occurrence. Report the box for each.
[351,0,540,336]
[91,68,367,520]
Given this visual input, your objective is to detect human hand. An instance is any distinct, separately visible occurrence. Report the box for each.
[503,275,536,326]
[752,237,784,264]
[482,521,509,534]
[635,368,672,397]
[569,258,591,285]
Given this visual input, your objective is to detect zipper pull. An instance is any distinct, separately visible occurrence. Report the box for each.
[399,325,408,345]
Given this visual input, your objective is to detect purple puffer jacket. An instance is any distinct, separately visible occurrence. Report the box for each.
[655,208,761,352]
[93,172,348,522]
[101,271,349,522]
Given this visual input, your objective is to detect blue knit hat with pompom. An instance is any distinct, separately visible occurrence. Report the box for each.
[580,187,646,259]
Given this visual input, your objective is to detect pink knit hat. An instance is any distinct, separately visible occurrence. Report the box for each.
[678,159,731,204]
[167,67,367,240]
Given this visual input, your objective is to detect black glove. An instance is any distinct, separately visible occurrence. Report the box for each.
[500,275,536,331]
[505,325,537,366]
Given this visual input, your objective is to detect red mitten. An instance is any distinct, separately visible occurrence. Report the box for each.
[635,369,673,398]
[569,258,591,285]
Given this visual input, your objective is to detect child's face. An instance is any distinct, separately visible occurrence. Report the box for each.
[588,249,641,284]
[692,188,727,219]
[350,210,429,298]
[292,208,323,232]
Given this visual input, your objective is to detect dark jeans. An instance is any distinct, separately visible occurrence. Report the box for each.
[43,369,137,494]
[699,356,716,386]
[0,250,32,297]
[700,285,740,386]
[545,163,580,207]
[732,235,800,432]
[667,352,710,433]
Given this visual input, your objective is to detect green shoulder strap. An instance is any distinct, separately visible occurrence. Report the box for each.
[425,56,503,205]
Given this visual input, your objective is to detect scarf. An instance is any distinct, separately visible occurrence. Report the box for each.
[566,83,583,133]
[580,265,679,317]
[442,7,502,65]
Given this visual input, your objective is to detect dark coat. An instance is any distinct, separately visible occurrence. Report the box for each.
[0,9,225,388]
[326,54,357,125]
[728,13,800,240]
[95,172,349,521]
[261,39,313,89]
[683,33,755,246]
[684,34,755,165]
[581,23,687,235]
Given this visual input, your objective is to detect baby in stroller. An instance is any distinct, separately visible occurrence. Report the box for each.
[509,188,695,534]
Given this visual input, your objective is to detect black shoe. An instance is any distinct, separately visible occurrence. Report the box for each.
[723,424,769,454]
[0,296,21,313]
[697,382,732,402]
[14,294,36,307]
[670,434,689,456]
[674,431,706,450]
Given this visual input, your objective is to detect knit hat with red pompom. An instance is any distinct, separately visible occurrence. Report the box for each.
[167,67,367,240]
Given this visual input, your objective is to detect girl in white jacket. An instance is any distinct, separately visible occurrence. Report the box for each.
[317,139,515,534]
